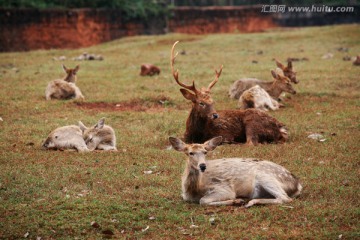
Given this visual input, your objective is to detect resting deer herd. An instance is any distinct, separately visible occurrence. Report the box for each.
[42,41,302,207]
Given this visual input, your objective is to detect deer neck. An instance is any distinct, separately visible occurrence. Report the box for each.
[182,162,204,201]
[64,75,76,83]
[266,81,283,99]
[185,107,208,143]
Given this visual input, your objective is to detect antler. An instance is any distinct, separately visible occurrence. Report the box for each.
[171,41,197,93]
[207,65,223,91]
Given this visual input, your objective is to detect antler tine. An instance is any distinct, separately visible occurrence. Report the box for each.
[207,65,223,91]
[170,41,197,93]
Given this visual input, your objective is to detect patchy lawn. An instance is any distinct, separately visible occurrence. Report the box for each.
[0,24,359,239]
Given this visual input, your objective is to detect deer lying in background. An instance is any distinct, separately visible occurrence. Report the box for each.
[42,125,89,152]
[78,118,117,151]
[169,136,302,207]
[171,41,288,145]
[238,84,280,111]
[229,60,297,100]
[45,65,84,100]
[140,64,161,76]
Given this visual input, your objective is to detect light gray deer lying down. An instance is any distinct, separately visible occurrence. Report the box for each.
[229,60,297,100]
[45,65,84,100]
[42,125,89,152]
[78,118,117,151]
[238,84,280,111]
[169,136,302,207]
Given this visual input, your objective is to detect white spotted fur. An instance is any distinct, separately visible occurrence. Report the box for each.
[238,85,280,111]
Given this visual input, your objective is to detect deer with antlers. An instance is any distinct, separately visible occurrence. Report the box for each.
[171,41,288,145]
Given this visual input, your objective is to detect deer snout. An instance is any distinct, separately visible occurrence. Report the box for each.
[42,138,50,149]
[291,90,297,94]
[199,163,207,172]
[212,113,219,119]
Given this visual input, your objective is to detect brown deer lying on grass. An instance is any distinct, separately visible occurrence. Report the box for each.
[45,65,84,100]
[229,60,297,100]
[140,64,161,76]
[171,41,288,145]
[169,136,302,207]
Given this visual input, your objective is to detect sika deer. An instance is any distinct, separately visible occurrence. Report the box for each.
[238,85,280,111]
[42,125,89,152]
[229,67,296,100]
[78,118,117,151]
[45,65,84,100]
[140,64,161,76]
[171,41,288,145]
[169,136,302,207]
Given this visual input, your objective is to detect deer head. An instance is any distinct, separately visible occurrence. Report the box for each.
[271,69,296,95]
[275,59,298,84]
[171,41,223,120]
[169,136,223,172]
[63,64,80,83]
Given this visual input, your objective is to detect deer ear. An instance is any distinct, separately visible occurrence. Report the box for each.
[95,118,105,129]
[78,121,87,132]
[74,65,80,73]
[180,89,197,102]
[204,136,222,151]
[271,70,278,79]
[287,60,292,69]
[62,64,68,72]
[169,137,187,152]
[275,59,285,70]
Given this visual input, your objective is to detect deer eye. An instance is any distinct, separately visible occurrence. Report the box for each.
[199,102,205,107]
[203,151,207,155]
[55,136,58,139]
[189,152,194,156]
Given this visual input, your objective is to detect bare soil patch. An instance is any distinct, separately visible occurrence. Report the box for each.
[74,95,178,112]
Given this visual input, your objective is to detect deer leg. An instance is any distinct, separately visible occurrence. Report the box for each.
[245,178,292,207]
[76,145,90,152]
[199,188,238,206]
[97,144,117,151]
[245,198,292,208]
[245,127,258,146]
[203,198,246,206]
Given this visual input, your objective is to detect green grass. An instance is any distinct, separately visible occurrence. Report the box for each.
[0,24,359,239]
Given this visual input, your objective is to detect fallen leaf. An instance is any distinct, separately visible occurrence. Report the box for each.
[102,229,114,235]
[142,226,149,232]
[322,53,333,59]
[307,133,326,142]
[342,180,350,186]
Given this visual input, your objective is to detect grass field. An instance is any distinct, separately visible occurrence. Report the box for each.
[0,24,359,239]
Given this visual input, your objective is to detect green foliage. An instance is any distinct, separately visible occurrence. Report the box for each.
[0,0,168,19]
